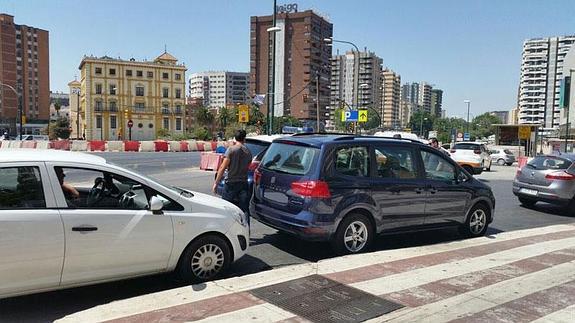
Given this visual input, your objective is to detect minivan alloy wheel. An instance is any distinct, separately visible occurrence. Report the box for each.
[191,243,225,279]
[469,209,487,235]
[344,221,368,252]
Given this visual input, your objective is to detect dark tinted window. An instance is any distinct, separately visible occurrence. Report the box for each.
[526,157,572,170]
[375,146,416,179]
[0,166,46,209]
[261,143,319,175]
[454,143,480,150]
[421,150,455,181]
[245,141,269,160]
[335,146,370,177]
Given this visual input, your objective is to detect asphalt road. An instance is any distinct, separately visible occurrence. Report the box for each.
[2,152,574,322]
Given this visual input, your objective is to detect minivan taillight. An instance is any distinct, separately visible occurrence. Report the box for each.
[545,171,575,180]
[291,180,331,198]
[473,149,481,154]
[248,161,260,171]
[254,169,262,184]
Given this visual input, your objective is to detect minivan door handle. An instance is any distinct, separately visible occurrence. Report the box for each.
[415,188,425,194]
[72,226,98,232]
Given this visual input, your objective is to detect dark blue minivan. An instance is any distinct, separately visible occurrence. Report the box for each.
[250,135,495,254]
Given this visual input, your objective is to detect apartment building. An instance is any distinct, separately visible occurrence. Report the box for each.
[381,68,401,128]
[188,71,249,109]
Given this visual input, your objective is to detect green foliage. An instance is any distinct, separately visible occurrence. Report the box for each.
[48,117,71,140]
[192,127,212,141]
[272,116,302,133]
[195,106,215,127]
[217,106,235,130]
[156,128,170,139]
[433,117,467,143]
[471,113,502,139]
[361,106,381,130]
[410,110,435,138]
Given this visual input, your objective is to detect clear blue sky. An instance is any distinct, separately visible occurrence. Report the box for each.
[2,0,574,117]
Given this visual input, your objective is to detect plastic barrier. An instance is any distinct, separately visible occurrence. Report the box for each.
[21,141,37,149]
[200,152,224,171]
[0,141,6,149]
[140,141,155,152]
[187,140,198,152]
[124,141,140,152]
[203,142,213,152]
[70,140,88,151]
[211,141,218,151]
[168,141,181,152]
[196,141,205,151]
[154,140,169,152]
[106,141,124,152]
[180,141,189,152]
[52,140,70,150]
[36,141,51,149]
[9,140,22,148]
[517,156,528,169]
[89,140,106,152]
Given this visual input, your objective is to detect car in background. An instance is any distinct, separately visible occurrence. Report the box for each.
[450,142,492,174]
[215,135,286,198]
[513,154,575,211]
[0,150,249,299]
[490,148,516,166]
[21,135,50,141]
[250,135,495,255]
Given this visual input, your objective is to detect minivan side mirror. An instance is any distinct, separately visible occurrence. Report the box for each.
[149,196,164,214]
[456,171,469,183]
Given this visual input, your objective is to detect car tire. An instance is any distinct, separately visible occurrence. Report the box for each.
[331,213,374,255]
[497,159,506,166]
[177,235,231,284]
[460,203,490,238]
[519,197,537,207]
[506,162,513,166]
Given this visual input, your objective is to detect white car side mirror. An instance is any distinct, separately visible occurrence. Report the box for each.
[149,196,163,214]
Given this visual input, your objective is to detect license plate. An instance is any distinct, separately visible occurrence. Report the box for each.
[520,188,538,196]
[263,190,289,204]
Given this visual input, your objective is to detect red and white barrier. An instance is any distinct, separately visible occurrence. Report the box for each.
[154,140,169,152]
[179,141,189,152]
[52,140,70,150]
[21,141,37,149]
[106,141,124,152]
[168,141,181,152]
[88,140,106,152]
[124,141,140,152]
[199,152,224,171]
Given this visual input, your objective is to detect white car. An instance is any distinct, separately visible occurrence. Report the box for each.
[0,150,249,299]
[449,142,492,175]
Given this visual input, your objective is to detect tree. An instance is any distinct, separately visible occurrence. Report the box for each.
[48,116,71,140]
[195,106,214,127]
[410,110,435,138]
[361,106,381,131]
[54,99,61,117]
[217,106,233,131]
[272,116,302,133]
[433,117,467,143]
[471,113,502,140]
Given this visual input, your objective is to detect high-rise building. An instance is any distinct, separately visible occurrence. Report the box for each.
[401,83,419,106]
[430,89,443,118]
[330,50,383,124]
[489,110,509,124]
[0,13,50,134]
[399,101,412,129]
[418,82,433,113]
[78,52,187,140]
[509,107,520,125]
[381,69,401,128]
[250,10,332,127]
[518,36,575,129]
[188,71,249,109]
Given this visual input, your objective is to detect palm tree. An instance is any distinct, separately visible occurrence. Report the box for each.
[54,99,61,117]
[195,106,214,127]
[217,106,232,131]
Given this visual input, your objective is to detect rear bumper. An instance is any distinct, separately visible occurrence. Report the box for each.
[250,200,335,241]
[512,183,572,206]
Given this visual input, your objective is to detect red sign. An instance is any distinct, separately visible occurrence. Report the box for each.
[127,119,133,128]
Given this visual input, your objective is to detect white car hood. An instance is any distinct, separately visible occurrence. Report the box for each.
[179,190,241,216]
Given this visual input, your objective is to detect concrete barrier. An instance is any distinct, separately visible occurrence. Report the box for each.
[70,140,88,151]
[154,140,169,152]
[140,141,155,152]
[21,141,37,149]
[187,140,198,152]
[196,141,205,151]
[179,141,189,152]
[124,141,140,152]
[0,141,11,149]
[36,141,51,149]
[52,140,70,150]
[88,140,106,151]
[106,141,124,152]
[168,141,181,152]
[9,140,22,148]
[203,142,213,152]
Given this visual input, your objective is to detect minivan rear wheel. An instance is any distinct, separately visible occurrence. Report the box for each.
[460,204,489,238]
[331,213,374,255]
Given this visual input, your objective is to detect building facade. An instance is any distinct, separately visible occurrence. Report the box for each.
[49,91,69,121]
[560,45,575,133]
[188,71,249,109]
[78,52,187,141]
[430,89,443,118]
[489,110,509,124]
[0,13,50,135]
[401,82,433,114]
[519,36,575,129]
[250,10,332,127]
[381,68,401,128]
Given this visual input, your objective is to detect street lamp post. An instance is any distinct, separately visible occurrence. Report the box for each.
[266,0,280,135]
[420,114,428,138]
[565,69,572,153]
[72,87,81,139]
[464,100,471,136]
[0,82,22,140]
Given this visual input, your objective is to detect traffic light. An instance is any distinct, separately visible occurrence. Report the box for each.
[303,94,308,103]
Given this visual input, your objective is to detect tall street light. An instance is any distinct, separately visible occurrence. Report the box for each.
[324,37,360,110]
[420,115,428,138]
[0,81,22,140]
[266,0,281,135]
[72,87,81,139]
[565,68,572,153]
[464,99,471,137]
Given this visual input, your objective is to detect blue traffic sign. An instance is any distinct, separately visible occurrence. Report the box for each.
[464,132,470,141]
[341,110,359,122]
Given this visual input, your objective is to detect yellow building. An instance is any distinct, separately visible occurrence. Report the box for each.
[78,52,187,141]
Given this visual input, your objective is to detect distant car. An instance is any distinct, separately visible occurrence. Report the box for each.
[0,150,249,299]
[450,142,492,174]
[490,149,516,166]
[251,135,495,255]
[513,154,575,211]
[20,135,50,141]
[215,135,287,199]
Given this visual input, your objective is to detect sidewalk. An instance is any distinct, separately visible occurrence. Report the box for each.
[57,224,575,323]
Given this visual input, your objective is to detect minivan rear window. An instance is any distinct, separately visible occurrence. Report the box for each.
[245,141,268,160]
[454,143,480,150]
[260,143,319,175]
[526,156,572,170]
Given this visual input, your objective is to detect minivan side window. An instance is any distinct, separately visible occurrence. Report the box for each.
[335,146,370,177]
[374,146,417,179]
[0,166,46,209]
[420,150,456,181]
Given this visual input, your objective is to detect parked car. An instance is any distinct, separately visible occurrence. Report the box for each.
[0,150,249,299]
[513,154,575,210]
[250,135,495,255]
[20,134,50,141]
[215,135,286,199]
[450,142,492,174]
[490,148,516,166]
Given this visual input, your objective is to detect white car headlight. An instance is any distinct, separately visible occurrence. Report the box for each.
[225,206,248,227]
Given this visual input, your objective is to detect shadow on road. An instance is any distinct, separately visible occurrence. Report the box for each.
[520,202,575,218]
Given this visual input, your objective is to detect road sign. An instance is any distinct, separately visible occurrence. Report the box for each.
[341,110,359,122]
[127,119,133,128]
[238,104,249,123]
[457,132,463,142]
[358,110,368,123]
[518,125,531,140]
[464,132,470,141]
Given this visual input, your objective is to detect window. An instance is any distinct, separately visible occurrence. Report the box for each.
[527,156,572,170]
[135,102,145,111]
[162,87,169,98]
[94,100,103,112]
[0,166,46,209]
[335,146,370,177]
[109,68,116,75]
[126,69,133,76]
[95,67,102,74]
[175,105,182,114]
[374,146,417,179]
[95,83,102,94]
[421,150,455,181]
[110,115,117,129]
[175,88,181,99]
[135,86,144,96]
[176,118,182,131]
[162,103,170,114]
[175,73,181,80]
[136,70,143,77]
[96,115,102,129]
[162,72,169,79]
[163,117,169,129]
[261,143,319,175]
[109,84,116,95]
[109,101,117,112]
[147,71,153,78]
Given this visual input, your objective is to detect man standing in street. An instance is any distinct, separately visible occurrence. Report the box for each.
[213,129,253,219]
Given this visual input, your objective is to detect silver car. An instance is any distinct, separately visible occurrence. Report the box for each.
[490,149,516,166]
[513,154,575,210]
